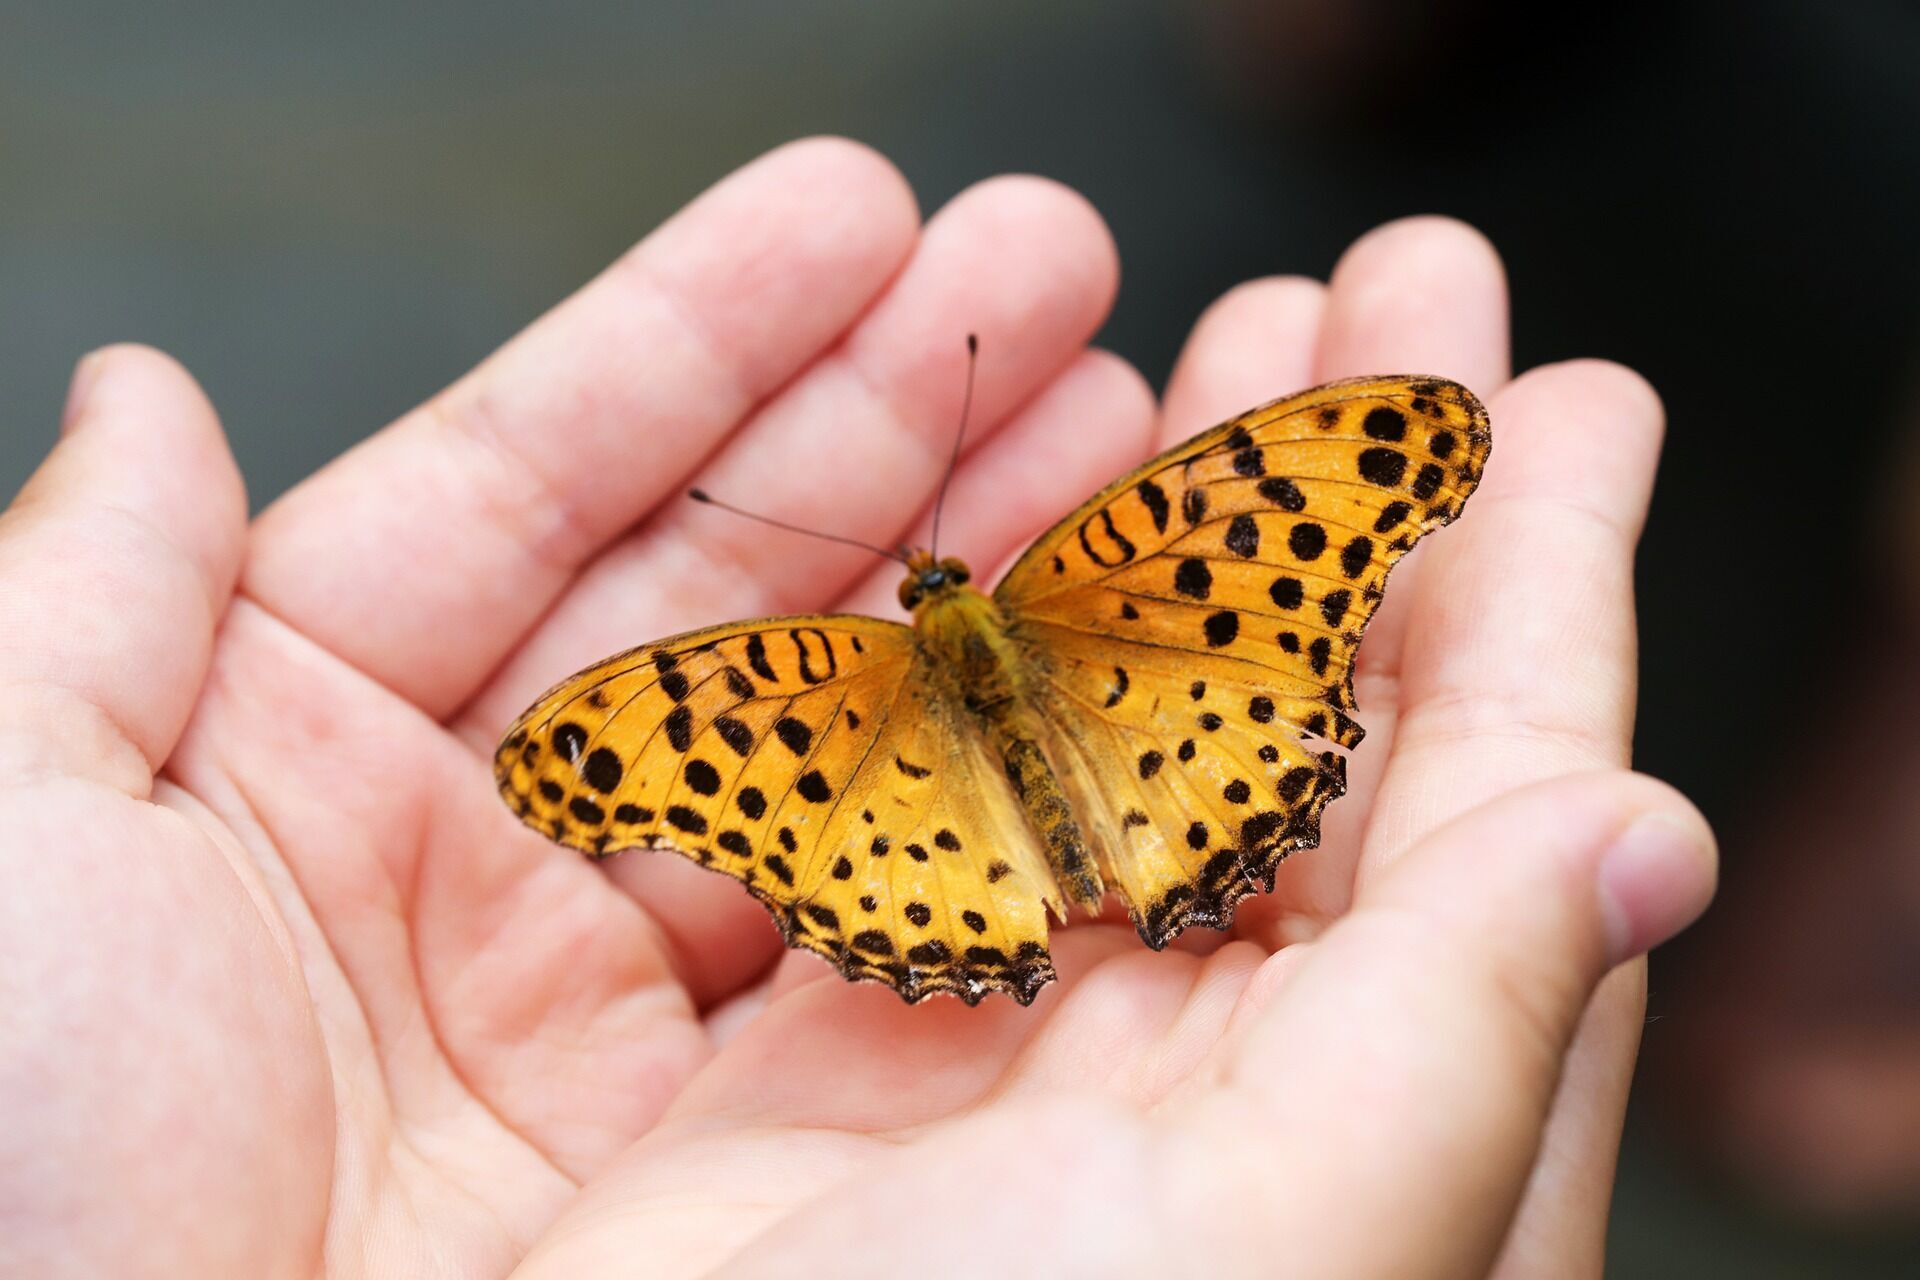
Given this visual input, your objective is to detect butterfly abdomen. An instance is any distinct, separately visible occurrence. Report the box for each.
[990,724,1104,911]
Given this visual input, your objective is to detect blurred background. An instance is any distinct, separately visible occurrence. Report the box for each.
[5,0,1918,1271]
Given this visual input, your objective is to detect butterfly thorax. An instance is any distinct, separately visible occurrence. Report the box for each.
[899,551,1026,712]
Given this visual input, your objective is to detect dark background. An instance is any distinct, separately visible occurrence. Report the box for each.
[5,1,1918,1272]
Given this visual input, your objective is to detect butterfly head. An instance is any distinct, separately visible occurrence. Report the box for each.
[898,549,973,612]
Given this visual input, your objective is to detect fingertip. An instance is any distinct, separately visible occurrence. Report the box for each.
[1596,790,1718,967]
[1162,276,1326,443]
[1332,215,1506,295]
[1506,357,1666,448]
[47,344,247,526]
[942,173,1120,311]
[1320,215,1510,392]
[755,133,923,233]
[63,342,212,428]
[1071,346,1158,427]
[1364,769,1715,981]
[1482,358,1666,538]
[1194,274,1327,337]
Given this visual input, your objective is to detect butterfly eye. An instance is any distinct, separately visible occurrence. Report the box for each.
[942,559,971,585]
[898,580,924,610]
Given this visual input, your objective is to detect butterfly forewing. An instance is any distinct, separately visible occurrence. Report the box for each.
[495,615,1062,1005]
[995,376,1490,943]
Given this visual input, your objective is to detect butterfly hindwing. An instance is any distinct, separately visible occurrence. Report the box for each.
[995,376,1490,943]
[494,616,1062,1005]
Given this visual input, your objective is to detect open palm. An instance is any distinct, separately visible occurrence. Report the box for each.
[2,140,1712,1279]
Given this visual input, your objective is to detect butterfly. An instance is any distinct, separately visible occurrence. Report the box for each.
[495,371,1489,1006]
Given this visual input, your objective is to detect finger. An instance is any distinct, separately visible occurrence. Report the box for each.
[0,346,246,793]
[1314,215,1511,393]
[246,137,921,717]
[1158,276,1326,447]
[1369,360,1663,867]
[1311,216,1511,727]
[602,350,1156,1012]
[1172,771,1715,1278]
[837,348,1158,615]
[458,174,1119,741]
[1367,360,1666,1275]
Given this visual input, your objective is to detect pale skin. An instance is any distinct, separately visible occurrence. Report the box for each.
[0,139,1716,1278]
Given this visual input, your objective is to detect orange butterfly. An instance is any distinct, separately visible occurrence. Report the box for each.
[496,369,1489,1005]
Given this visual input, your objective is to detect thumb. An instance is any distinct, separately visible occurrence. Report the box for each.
[0,346,245,794]
[1169,770,1716,1279]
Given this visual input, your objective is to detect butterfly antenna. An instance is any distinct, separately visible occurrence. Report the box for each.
[687,489,911,565]
[929,332,978,559]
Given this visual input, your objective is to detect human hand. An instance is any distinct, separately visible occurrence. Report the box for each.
[0,138,1714,1278]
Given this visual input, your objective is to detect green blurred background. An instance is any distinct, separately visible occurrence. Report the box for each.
[5,1,1918,1272]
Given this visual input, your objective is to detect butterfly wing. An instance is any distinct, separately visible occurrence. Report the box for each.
[993,375,1491,945]
[495,616,1064,1005]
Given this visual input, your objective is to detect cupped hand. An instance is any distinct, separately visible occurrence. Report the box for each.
[0,139,1715,1279]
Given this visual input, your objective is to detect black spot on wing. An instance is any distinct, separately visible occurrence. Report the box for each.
[582,748,623,793]
[664,706,693,752]
[684,759,721,795]
[1224,514,1260,558]
[1373,501,1412,533]
[1182,487,1208,525]
[1174,557,1213,599]
[714,715,754,757]
[1357,448,1407,487]
[1257,476,1306,511]
[1288,523,1327,561]
[745,633,778,682]
[1077,508,1137,568]
[791,628,837,684]
[1136,479,1170,533]
[722,665,756,699]
[774,716,813,755]
[1340,536,1373,580]
[1362,406,1407,441]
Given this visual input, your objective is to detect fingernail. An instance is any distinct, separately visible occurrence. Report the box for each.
[1597,811,1716,965]
[61,350,107,435]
